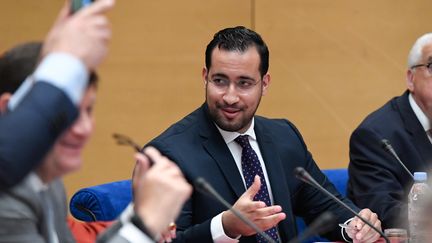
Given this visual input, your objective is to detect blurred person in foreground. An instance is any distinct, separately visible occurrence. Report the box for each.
[0,2,191,243]
[0,0,112,190]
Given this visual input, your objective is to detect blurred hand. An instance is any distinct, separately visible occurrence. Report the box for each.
[42,0,115,70]
[221,175,286,238]
[133,147,192,237]
[156,223,176,243]
[346,208,381,243]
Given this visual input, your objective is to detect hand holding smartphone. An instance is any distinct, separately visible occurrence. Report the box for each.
[71,0,94,14]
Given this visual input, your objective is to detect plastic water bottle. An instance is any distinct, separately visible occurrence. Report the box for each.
[408,172,429,243]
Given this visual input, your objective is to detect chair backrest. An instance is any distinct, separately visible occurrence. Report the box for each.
[70,168,349,241]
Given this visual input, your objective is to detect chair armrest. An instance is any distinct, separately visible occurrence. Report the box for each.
[70,180,133,222]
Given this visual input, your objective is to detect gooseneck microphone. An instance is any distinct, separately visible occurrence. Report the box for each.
[294,167,390,243]
[194,177,277,243]
[380,139,414,180]
[287,211,336,243]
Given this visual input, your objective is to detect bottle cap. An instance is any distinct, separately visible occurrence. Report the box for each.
[414,172,427,181]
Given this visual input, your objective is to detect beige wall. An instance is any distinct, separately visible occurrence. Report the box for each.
[1,0,431,198]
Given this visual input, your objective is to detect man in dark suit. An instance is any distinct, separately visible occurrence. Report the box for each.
[0,0,114,190]
[348,33,432,229]
[144,26,381,243]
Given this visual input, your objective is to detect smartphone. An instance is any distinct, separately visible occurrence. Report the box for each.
[71,0,94,14]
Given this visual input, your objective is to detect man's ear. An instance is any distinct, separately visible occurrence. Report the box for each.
[406,69,415,92]
[261,73,271,96]
[0,93,12,114]
[202,67,209,87]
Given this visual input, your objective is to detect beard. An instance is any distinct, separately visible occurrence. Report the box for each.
[206,99,261,133]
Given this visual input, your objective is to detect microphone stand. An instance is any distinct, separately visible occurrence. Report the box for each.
[194,177,277,243]
[294,167,390,243]
[381,139,414,180]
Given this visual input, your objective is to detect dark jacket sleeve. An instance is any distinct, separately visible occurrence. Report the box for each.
[348,127,407,229]
[0,82,77,190]
[286,120,359,241]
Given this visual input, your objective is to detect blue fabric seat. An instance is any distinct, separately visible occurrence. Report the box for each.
[70,168,348,241]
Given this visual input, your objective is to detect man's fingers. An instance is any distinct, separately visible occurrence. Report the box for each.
[142,146,168,167]
[255,212,286,230]
[134,153,150,171]
[251,205,283,219]
[356,220,381,242]
[54,0,72,24]
[245,175,261,200]
[78,0,115,17]
[132,153,150,186]
[352,210,381,242]
[355,223,370,240]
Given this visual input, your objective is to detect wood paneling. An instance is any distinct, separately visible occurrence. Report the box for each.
[1,0,431,198]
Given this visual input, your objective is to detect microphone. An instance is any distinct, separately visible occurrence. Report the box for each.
[294,167,390,243]
[380,139,414,180]
[287,211,336,243]
[194,177,277,243]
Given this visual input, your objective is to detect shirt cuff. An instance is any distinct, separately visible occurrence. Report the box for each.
[117,203,155,243]
[341,217,354,242]
[7,77,33,110]
[119,221,154,243]
[33,53,88,105]
[210,212,240,243]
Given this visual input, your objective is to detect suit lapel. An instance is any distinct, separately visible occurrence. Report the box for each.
[398,92,432,168]
[254,119,297,241]
[199,105,246,198]
[11,176,48,240]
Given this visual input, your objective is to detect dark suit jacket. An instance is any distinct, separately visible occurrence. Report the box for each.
[0,177,75,243]
[347,91,432,229]
[148,104,358,242]
[0,82,78,190]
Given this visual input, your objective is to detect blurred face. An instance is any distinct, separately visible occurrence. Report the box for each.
[203,47,270,133]
[407,42,432,121]
[38,86,96,182]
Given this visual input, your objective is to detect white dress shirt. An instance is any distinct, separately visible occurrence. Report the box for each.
[8,53,88,110]
[409,93,432,144]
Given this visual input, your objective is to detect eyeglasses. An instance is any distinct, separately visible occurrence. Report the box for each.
[411,62,432,74]
[112,133,154,166]
[207,77,261,94]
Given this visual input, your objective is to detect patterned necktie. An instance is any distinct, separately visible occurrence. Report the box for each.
[235,135,280,243]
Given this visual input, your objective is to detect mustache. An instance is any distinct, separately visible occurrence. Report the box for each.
[216,103,243,110]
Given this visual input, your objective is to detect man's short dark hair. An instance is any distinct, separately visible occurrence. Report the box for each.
[0,41,98,95]
[205,26,269,77]
[0,42,42,95]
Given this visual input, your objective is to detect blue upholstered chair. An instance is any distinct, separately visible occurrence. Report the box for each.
[70,168,348,241]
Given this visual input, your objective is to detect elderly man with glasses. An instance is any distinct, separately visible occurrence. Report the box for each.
[348,33,432,230]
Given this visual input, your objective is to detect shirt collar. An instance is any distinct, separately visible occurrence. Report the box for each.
[216,118,256,144]
[27,172,49,193]
[409,93,431,132]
